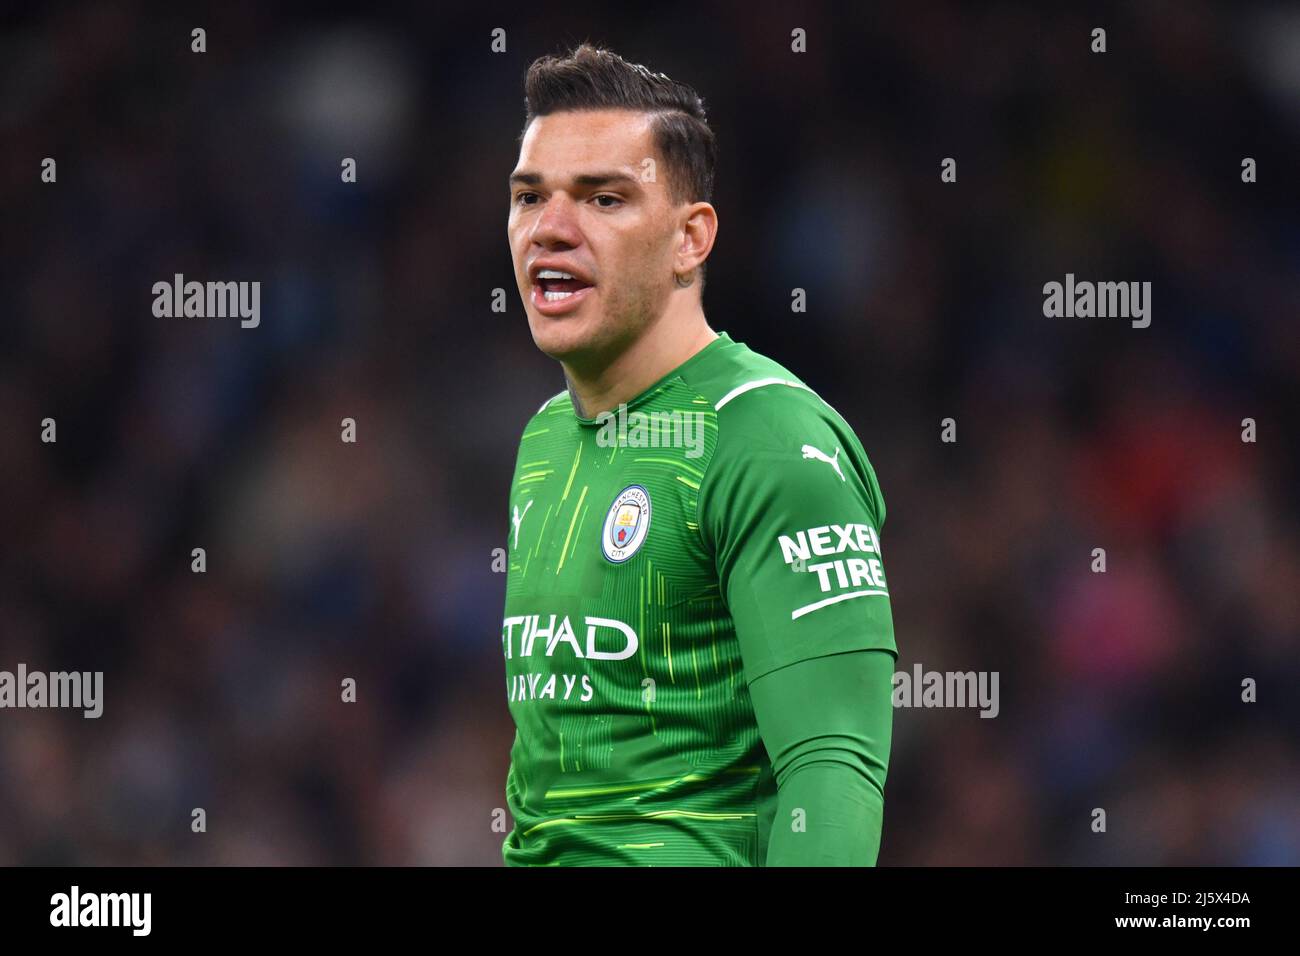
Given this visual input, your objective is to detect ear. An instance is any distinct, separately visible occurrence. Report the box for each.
[676,202,718,274]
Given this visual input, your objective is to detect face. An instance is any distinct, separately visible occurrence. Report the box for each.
[508,108,688,368]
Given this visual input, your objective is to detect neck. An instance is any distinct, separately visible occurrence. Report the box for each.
[563,299,717,419]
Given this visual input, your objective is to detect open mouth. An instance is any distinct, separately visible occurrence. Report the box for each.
[536,277,592,299]
[534,268,593,300]
[531,268,595,313]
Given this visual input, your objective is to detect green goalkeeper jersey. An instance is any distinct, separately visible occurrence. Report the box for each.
[500,331,896,865]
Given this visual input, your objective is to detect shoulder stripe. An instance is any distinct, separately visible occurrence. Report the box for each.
[537,389,567,413]
[714,377,811,411]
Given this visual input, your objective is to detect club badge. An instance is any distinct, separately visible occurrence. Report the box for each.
[602,484,651,563]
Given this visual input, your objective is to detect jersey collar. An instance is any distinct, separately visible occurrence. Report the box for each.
[571,331,734,426]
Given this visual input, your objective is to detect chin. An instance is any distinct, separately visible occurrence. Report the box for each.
[527,312,603,362]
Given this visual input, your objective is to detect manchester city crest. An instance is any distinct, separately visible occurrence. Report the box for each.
[601,484,651,563]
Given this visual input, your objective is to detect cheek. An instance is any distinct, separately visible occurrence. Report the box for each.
[508,222,528,256]
[604,238,665,293]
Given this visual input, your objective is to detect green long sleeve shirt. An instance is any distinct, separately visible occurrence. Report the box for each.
[750,647,895,865]
[501,332,897,865]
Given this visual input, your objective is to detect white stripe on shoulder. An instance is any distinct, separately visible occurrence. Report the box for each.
[714,377,812,410]
[537,389,567,413]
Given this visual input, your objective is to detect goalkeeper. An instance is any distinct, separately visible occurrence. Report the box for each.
[500,43,897,866]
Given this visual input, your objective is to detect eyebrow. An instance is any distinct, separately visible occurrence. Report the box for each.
[509,170,641,189]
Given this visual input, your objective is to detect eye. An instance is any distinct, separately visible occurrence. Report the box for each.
[593,194,623,208]
[514,191,539,206]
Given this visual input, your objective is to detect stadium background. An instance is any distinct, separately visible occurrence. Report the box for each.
[1,2,1297,864]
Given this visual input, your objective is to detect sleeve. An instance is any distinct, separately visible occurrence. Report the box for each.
[699,392,896,683]
[748,648,895,866]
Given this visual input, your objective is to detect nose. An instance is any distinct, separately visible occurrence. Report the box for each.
[530,191,582,248]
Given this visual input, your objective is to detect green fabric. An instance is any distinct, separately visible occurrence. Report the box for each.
[749,648,896,866]
[500,331,896,865]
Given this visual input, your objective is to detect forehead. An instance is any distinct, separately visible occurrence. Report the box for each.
[515,108,656,174]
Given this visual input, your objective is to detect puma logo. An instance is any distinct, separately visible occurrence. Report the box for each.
[511,499,534,548]
[801,443,845,482]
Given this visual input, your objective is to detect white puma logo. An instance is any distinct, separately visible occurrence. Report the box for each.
[801,443,845,482]
[511,499,534,548]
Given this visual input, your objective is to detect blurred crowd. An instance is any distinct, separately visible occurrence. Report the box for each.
[0,1,1296,864]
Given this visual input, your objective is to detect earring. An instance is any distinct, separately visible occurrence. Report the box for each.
[674,270,695,288]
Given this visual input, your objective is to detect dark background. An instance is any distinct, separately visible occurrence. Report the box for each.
[1,1,1297,865]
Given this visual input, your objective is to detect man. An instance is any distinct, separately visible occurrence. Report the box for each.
[500,43,896,866]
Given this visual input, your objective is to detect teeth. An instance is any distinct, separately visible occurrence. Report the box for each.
[543,290,576,301]
[537,268,575,280]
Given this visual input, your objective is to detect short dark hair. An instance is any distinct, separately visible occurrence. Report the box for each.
[520,43,717,290]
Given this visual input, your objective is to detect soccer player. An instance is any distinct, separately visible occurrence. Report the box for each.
[500,44,897,866]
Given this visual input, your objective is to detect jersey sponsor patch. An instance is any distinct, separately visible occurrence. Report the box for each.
[777,521,889,619]
[601,484,651,563]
